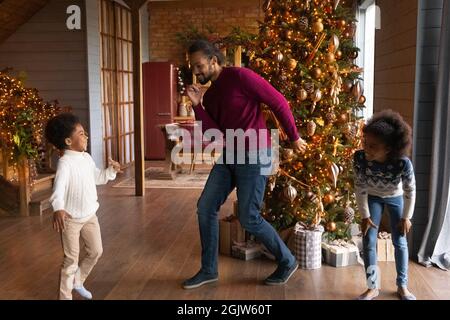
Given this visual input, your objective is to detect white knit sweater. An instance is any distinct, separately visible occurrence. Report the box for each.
[50,150,117,221]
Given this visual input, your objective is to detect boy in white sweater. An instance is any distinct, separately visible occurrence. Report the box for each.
[45,113,121,300]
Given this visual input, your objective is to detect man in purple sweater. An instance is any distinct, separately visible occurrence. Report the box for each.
[182,40,306,289]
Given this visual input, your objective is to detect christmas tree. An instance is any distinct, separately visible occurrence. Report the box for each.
[0,70,59,178]
[249,0,365,239]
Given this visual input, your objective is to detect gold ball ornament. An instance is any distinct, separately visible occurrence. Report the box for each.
[323,193,335,204]
[349,50,358,60]
[314,153,323,161]
[358,95,366,104]
[324,52,335,64]
[335,50,343,60]
[345,23,357,38]
[311,134,322,144]
[337,112,348,123]
[327,64,336,73]
[293,161,304,170]
[312,19,324,33]
[287,58,298,70]
[282,148,295,161]
[326,221,337,232]
[297,88,308,101]
[343,79,354,92]
[312,67,322,79]
[339,20,346,28]
[300,47,309,60]
[284,30,293,39]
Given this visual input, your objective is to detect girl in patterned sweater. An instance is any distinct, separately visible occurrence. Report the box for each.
[353,110,416,300]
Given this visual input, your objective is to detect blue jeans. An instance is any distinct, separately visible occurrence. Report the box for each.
[196,149,295,274]
[363,195,409,287]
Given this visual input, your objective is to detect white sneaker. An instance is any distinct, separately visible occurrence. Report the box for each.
[73,285,93,300]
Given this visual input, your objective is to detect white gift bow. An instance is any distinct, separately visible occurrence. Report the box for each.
[295,222,325,233]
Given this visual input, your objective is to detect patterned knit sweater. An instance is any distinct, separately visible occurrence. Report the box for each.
[353,150,416,219]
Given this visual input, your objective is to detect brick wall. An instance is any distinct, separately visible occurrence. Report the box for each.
[373,0,418,126]
[148,0,262,64]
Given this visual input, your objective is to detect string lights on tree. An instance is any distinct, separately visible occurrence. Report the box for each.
[249,0,365,240]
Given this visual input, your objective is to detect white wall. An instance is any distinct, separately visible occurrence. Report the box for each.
[85,0,104,167]
[0,0,89,138]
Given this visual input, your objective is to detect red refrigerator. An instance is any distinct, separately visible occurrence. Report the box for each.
[143,62,178,160]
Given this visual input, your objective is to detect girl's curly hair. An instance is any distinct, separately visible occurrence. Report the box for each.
[363,109,412,160]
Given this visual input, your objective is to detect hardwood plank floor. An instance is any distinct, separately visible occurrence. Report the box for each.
[0,163,449,300]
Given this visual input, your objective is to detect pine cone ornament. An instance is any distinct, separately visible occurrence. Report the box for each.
[304,82,314,94]
[344,206,355,224]
[298,16,309,30]
[325,112,336,123]
[343,123,357,140]
[307,120,316,136]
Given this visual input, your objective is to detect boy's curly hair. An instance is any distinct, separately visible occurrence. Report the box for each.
[363,109,412,159]
[45,113,80,150]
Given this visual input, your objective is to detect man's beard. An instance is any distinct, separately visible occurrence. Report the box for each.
[197,65,213,84]
[197,73,212,85]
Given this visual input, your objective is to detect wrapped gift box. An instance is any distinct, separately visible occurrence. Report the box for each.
[231,242,262,261]
[377,232,395,262]
[322,240,359,267]
[219,215,246,256]
[293,222,324,269]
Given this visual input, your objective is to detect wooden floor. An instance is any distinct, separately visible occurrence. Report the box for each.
[0,163,449,300]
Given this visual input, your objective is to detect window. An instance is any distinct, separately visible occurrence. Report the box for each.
[99,0,134,167]
[355,0,380,120]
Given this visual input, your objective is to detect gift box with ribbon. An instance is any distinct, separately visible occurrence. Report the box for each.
[219,215,246,256]
[231,241,262,261]
[293,222,324,269]
[377,231,395,262]
[322,239,360,267]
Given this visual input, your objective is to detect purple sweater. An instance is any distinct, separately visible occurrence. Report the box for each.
[193,67,300,150]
